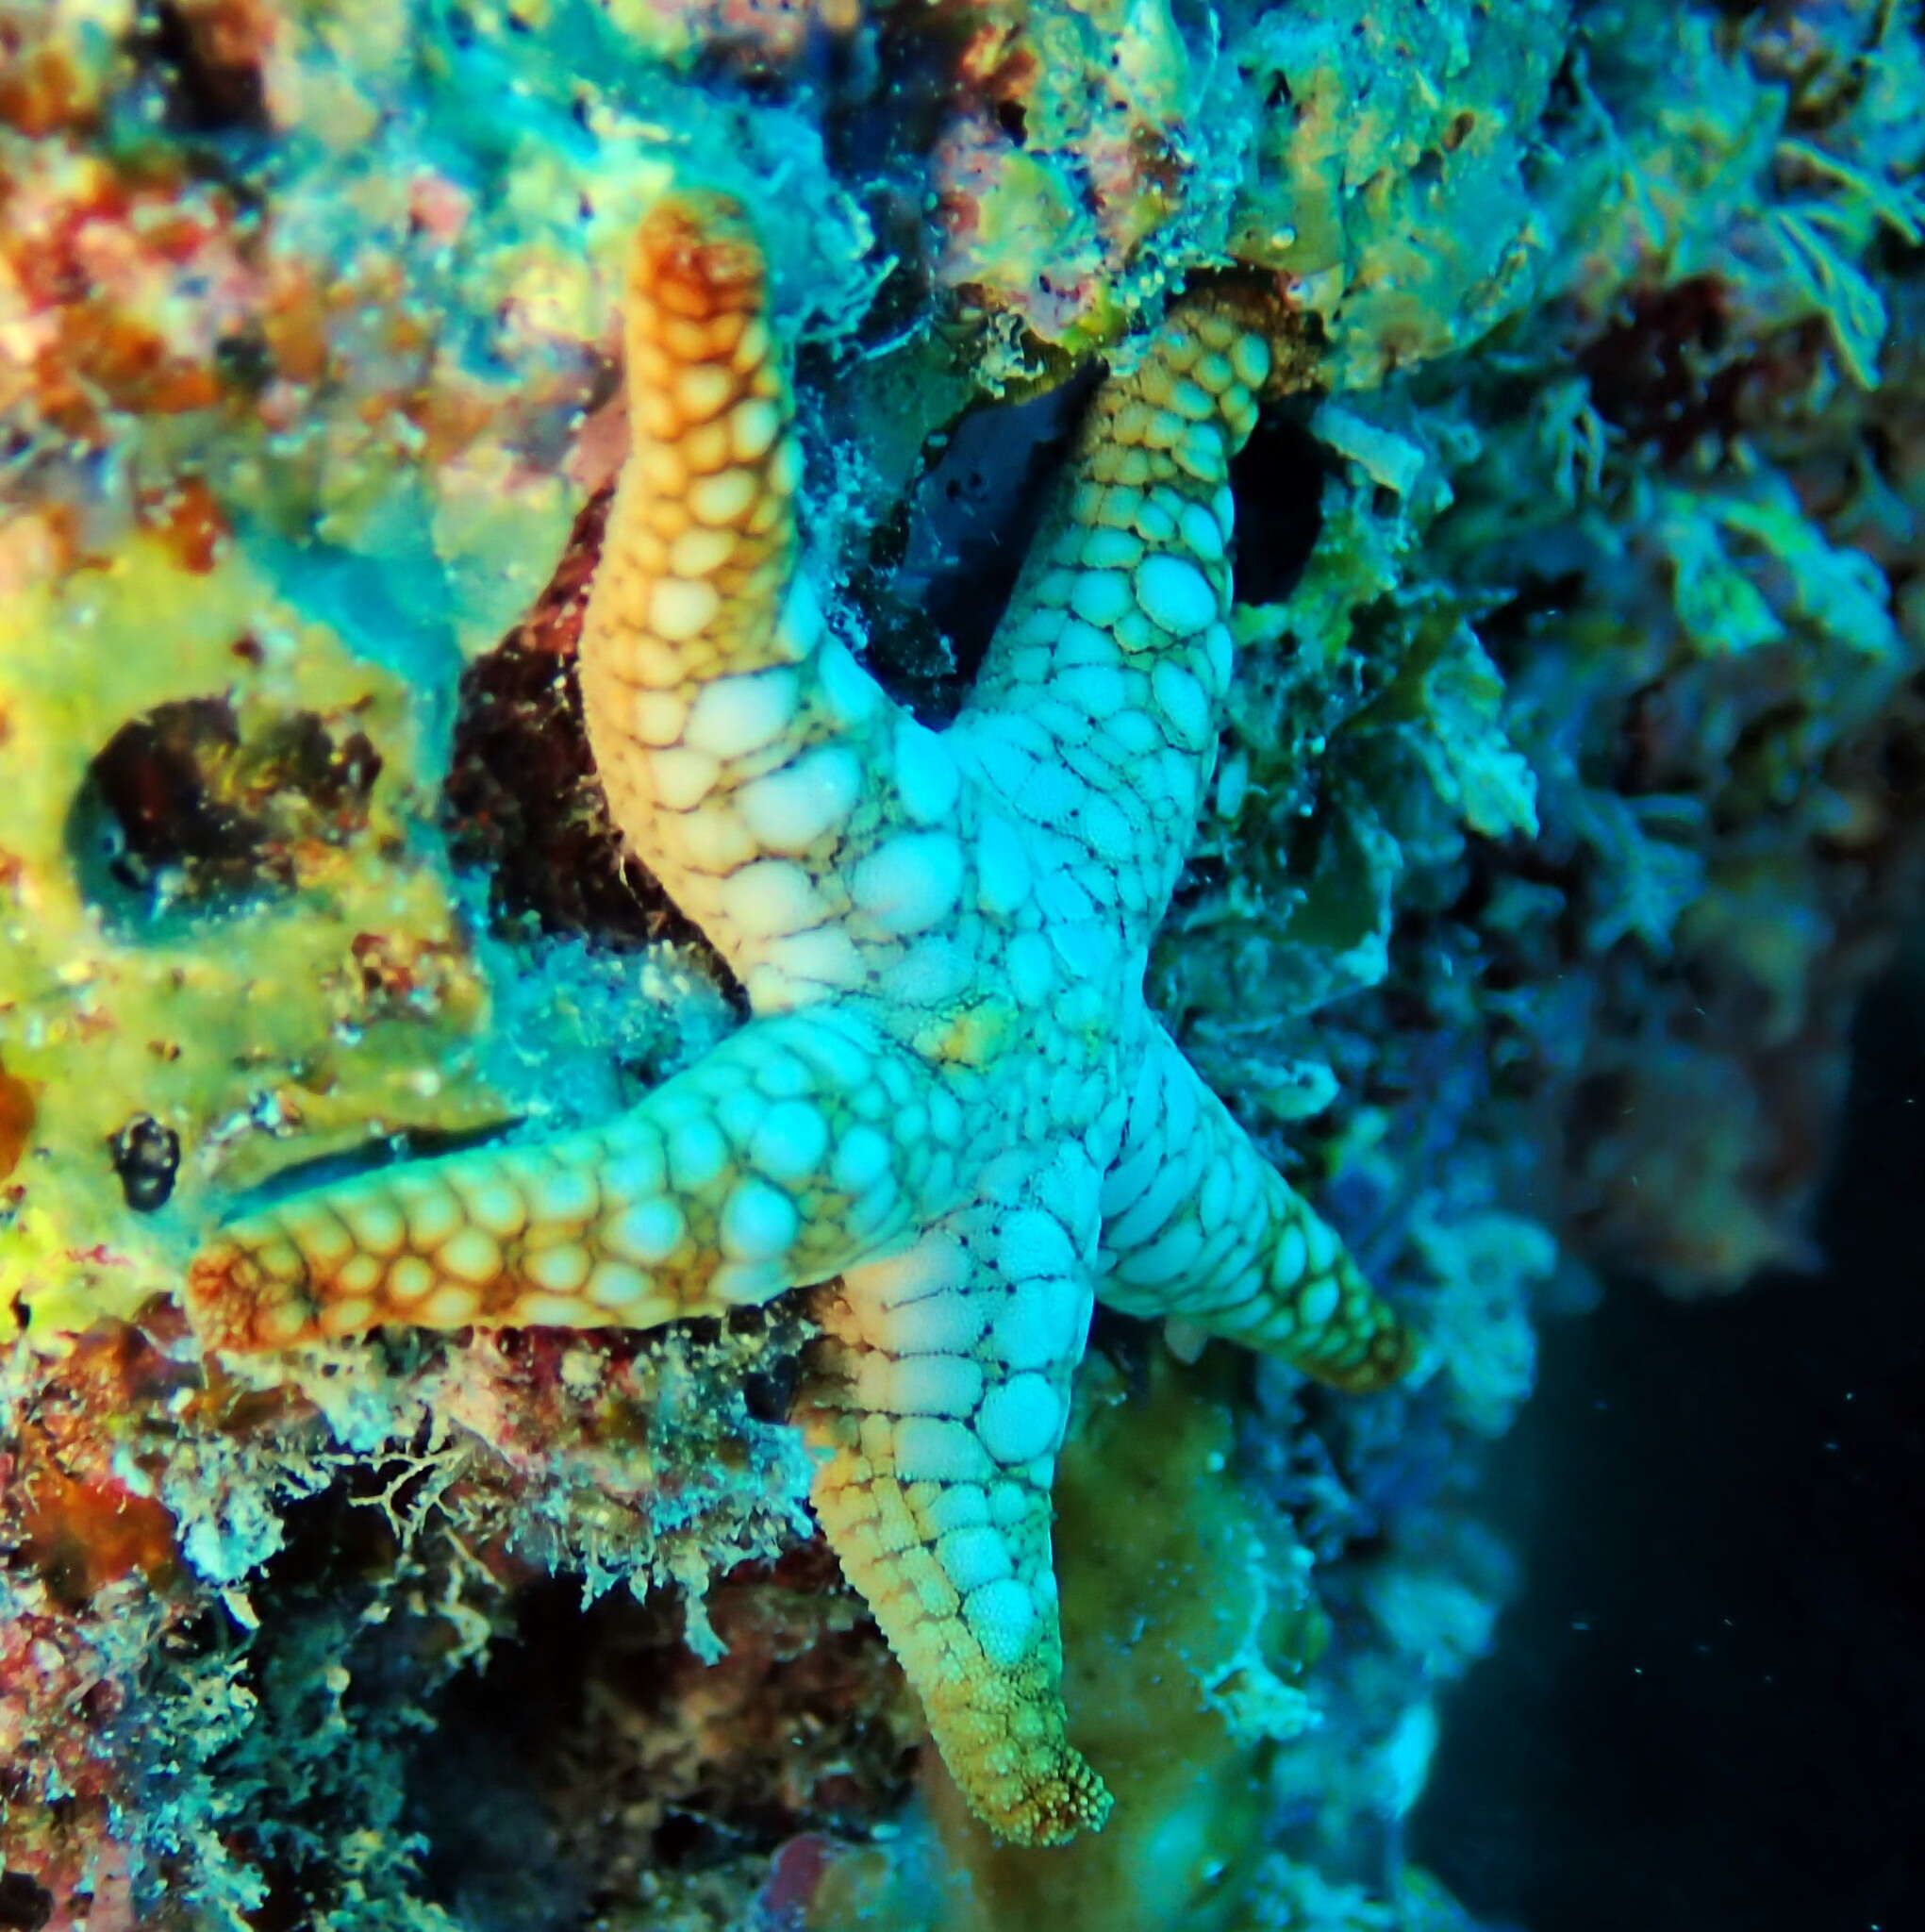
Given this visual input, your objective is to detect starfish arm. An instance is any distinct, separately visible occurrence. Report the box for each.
[1096,1024,1416,1392]
[949,302,1268,941]
[187,1008,950,1351]
[799,1190,1111,1846]
[584,193,952,1015]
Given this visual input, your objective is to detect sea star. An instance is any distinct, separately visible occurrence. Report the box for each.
[188,192,1417,1845]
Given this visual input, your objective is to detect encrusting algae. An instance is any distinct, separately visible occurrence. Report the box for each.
[0,534,502,1345]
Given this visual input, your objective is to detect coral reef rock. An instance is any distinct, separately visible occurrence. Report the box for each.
[3,0,1920,1925]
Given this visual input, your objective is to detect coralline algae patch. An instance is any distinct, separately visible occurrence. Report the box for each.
[0,536,507,1345]
[0,19,589,646]
[930,0,1200,355]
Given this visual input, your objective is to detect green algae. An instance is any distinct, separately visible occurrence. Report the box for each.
[0,536,506,1345]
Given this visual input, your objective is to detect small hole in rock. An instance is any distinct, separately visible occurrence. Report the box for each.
[0,1871,54,1932]
[131,0,270,135]
[67,692,381,937]
[108,1113,181,1212]
[1230,410,1334,607]
[866,366,1100,723]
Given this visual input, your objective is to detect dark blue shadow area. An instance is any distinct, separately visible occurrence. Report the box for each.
[1413,949,1925,1930]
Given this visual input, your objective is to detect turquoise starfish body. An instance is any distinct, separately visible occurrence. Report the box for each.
[190,192,1415,1844]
